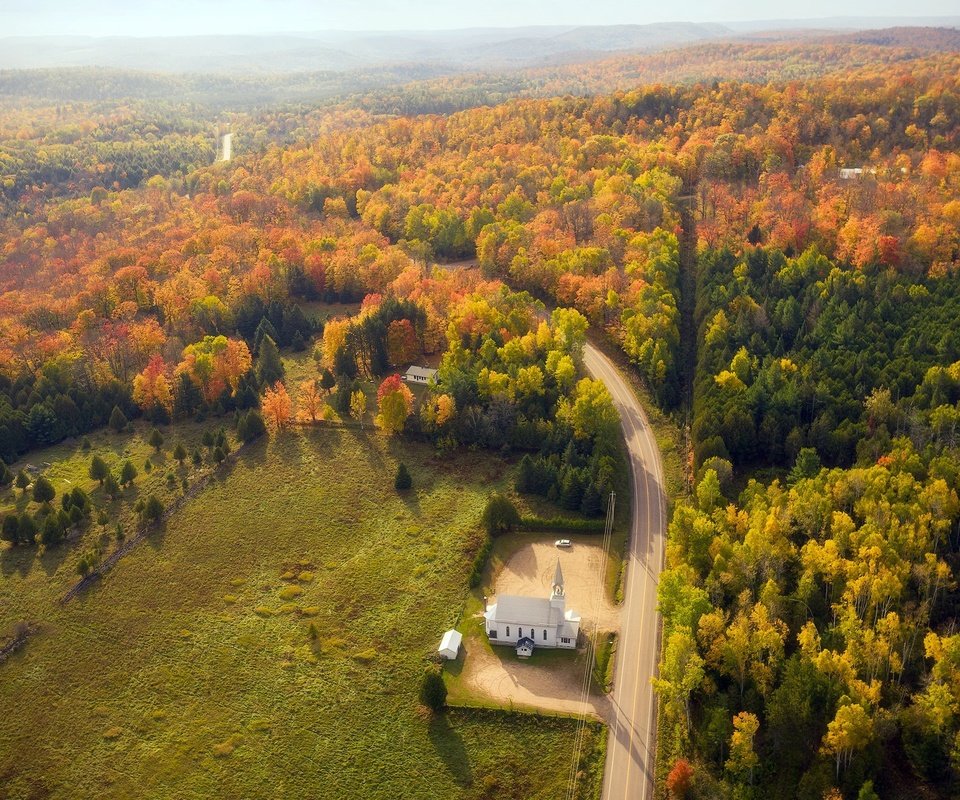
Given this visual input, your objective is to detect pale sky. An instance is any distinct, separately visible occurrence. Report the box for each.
[0,0,956,36]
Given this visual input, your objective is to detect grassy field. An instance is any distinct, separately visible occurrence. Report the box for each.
[0,427,604,799]
[1,419,239,629]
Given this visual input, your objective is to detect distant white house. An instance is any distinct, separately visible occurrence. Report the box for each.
[404,366,438,384]
[839,167,865,180]
[438,629,462,660]
[484,561,581,657]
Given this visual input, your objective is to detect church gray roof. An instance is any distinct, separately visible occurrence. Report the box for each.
[488,595,564,626]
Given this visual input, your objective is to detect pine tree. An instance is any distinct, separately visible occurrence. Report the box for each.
[515,454,534,493]
[148,427,164,452]
[15,470,30,494]
[394,463,412,491]
[173,443,187,464]
[2,515,19,545]
[119,460,138,486]
[89,454,109,485]
[238,410,267,443]
[108,405,128,433]
[17,513,37,545]
[257,334,284,386]
[103,473,120,498]
[32,475,55,504]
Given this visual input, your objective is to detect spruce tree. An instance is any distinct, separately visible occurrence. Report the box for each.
[119,460,138,486]
[89,454,109,485]
[173,443,187,464]
[148,427,164,452]
[257,335,284,386]
[32,475,55,504]
[394,463,412,491]
[108,405,128,433]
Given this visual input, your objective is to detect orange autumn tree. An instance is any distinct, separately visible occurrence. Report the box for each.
[298,380,323,423]
[375,374,414,434]
[132,354,174,414]
[262,381,292,431]
[177,335,252,403]
[386,318,419,366]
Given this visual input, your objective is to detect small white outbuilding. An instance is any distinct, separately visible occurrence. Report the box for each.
[438,629,462,660]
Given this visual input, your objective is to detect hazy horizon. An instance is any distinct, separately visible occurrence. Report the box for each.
[2,0,959,37]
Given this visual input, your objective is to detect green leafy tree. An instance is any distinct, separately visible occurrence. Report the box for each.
[419,667,447,712]
[482,493,520,536]
[89,455,109,485]
[726,711,760,784]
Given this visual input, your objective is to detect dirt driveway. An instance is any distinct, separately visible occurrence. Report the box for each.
[453,535,620,720]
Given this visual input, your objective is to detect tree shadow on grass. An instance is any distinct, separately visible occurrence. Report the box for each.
[428,713,473,788]
[0,543,34,579]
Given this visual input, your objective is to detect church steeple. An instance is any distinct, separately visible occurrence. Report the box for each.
[551,559,565,600]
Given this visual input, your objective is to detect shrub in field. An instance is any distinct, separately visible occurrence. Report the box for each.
[394,463,412,491]
[419,667,447,712]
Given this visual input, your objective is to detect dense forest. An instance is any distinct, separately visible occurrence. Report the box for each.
[1,30,958,799]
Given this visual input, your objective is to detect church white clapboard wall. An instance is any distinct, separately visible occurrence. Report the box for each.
[483,560,581,654]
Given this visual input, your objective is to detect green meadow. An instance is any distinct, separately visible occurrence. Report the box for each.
[0,427,604,799]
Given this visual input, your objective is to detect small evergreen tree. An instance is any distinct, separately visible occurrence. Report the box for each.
[515,454,534,492]
[291,330,306,352]
[419,667,447,712]
[89,454,109,485]
[0,461,12,487]
[40,514,64,546]
[192,448,203,466]
[17,513,37,545]
[32,475,55,504]
[2,515,19,545]
[173,443,187,464]
[257,334,285,386]
[212,446,225,464]
[103,473,120,498]
[143,495,164,522]
[143,458,152,473]
[238,410,267,443]
[119,459,137,486]
[109,405,128,433]
[580,483,603,517]
[148,427,164,452]
[15,470,30,494]
[201,430,214,449]
[394,463,412,491]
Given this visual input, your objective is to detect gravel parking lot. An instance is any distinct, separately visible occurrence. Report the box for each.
[455,534,620,719]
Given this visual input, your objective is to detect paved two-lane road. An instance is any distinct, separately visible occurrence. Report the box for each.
[584,343,667,800]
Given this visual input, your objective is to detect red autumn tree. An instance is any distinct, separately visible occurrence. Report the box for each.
[375,374,415,434]
[666,758,693,799]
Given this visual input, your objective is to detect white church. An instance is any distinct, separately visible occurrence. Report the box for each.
[483,560,581,657]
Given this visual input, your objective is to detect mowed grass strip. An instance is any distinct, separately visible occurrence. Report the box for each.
[0,427,604,799]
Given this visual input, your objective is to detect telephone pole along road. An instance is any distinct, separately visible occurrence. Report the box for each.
[583,343,668,800]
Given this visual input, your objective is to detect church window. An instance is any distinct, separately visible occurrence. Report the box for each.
[506,626,510,637]
[543,629,547,640]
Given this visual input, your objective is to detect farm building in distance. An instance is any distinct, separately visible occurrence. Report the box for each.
[404,366,438,384]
